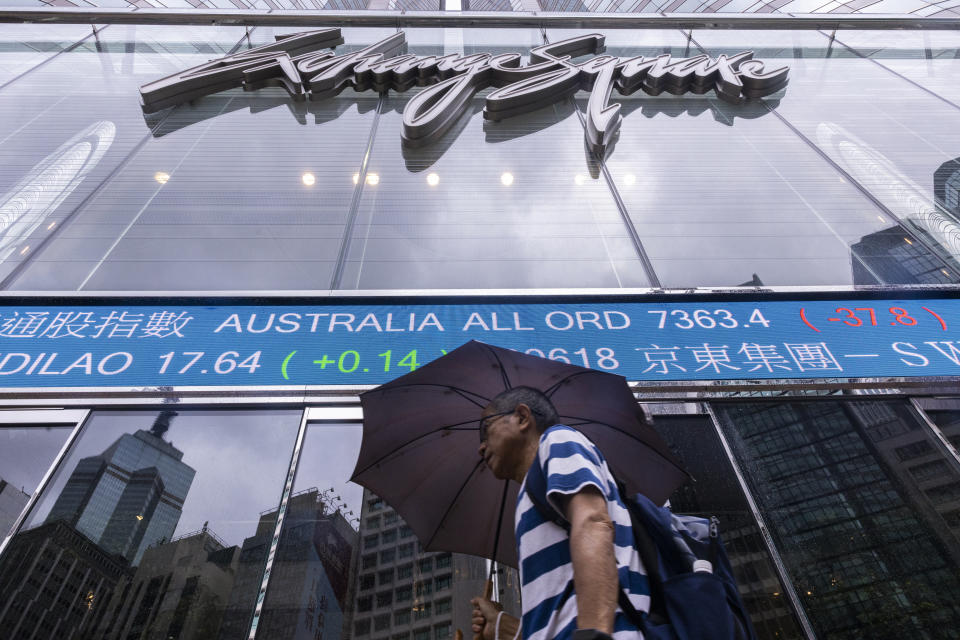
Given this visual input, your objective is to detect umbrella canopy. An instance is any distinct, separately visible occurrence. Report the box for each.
[351,340,687,569]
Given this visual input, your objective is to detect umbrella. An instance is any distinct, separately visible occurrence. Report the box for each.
[351,340,687,570]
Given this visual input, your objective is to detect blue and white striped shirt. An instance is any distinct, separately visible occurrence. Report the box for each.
[515,425,648,640]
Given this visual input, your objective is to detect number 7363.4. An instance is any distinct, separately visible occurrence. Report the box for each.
[647,309,770,329]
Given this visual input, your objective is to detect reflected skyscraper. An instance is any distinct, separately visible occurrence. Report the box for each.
[219,487,359,640]
[349,488,518,640]
[94,524,240,640]
[44,410,196,565]
[851,224,960,285]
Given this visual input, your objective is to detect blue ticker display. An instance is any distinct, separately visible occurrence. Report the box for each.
[0,297,957,387]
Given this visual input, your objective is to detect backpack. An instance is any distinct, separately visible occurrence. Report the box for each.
[524,448,758,640]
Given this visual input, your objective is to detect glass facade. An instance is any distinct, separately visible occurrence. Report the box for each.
[2,21,960,290]
[2,7,960,640]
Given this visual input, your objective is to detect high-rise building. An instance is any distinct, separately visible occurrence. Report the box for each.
[351,489,520,640]
[219,487,359,640]
[0,519,130,640]
[257,488,359,640]
[44,411,196,565]
[94,524,240,640]
[713,401,960,638]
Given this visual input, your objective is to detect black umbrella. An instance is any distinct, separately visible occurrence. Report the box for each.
[351,340,687,569]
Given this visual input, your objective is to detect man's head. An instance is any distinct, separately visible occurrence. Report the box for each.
[478,386,558,482]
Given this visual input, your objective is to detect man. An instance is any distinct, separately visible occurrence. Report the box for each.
[471,386,647,640]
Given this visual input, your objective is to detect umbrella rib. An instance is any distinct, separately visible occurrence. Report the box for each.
[542,369,602,398]
[487,345,513,390]
[559,414,689,476]
[425,458,486,552]
[351,420,481,479]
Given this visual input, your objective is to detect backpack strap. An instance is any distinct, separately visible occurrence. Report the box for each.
[524,449,667,629]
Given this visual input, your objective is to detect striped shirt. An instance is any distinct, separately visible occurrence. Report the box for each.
[515,425,648,640]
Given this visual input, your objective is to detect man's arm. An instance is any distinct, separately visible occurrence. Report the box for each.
[564,487,618,634]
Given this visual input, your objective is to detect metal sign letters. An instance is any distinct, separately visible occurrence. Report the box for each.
[140,28,788,153]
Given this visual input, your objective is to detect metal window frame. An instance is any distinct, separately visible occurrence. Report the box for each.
[0,408,91,557]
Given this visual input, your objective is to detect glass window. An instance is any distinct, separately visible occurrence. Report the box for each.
[435,553,451,569]
[382,528,398,544]
[379,568,395,585]
[0,24,254,289]
[399,524,414,538]
[1,422,76,538]
[415,581,433,597]
[363,553,378,569]
[375,613,391,632]
[435,598,451,615]
[358,596,373,613]
[650,412,805,639]
[418,557,432,573]
[380,548,396,563]
[361,573,376,590]
[356,619,372,636]
[435,622,452,640]
[365,533,380,549]
[832,30,960,104]
[4,27,400,292]
[377,590,393,607]
[435,574,452,591]
[395,608,411,625]
[1,409,301,640]
[383,511,397,525]
[413,627,431,640]
[397,564,414,580]
[398,542,415,558]
[396,585,413,602]
[367,515,381,530]
[690,29,960,286]
[712,400,960,637]
[414,602,432,620]
[0,24,96,87]
[339,28,647,290]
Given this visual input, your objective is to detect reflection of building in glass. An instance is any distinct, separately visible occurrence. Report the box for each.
[715,401,960,638]
[219,488,360,640]
[651,414,802,638]
[0,475,29,537]
[257,488,359,640]
[44,411,196,565]
[934,158,960,218]
[94,524,240,640]
[218,508,275,640]
[851,224,960,285]
[898,407,960,539]
[351,488,519,640]
[0,519,129,639]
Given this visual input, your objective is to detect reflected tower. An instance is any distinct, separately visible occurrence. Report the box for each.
[44,410,196,565]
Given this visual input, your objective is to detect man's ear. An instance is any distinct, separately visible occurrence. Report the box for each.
[515,403,535,432]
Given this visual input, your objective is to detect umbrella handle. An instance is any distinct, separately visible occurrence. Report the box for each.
[472,579,494,640]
